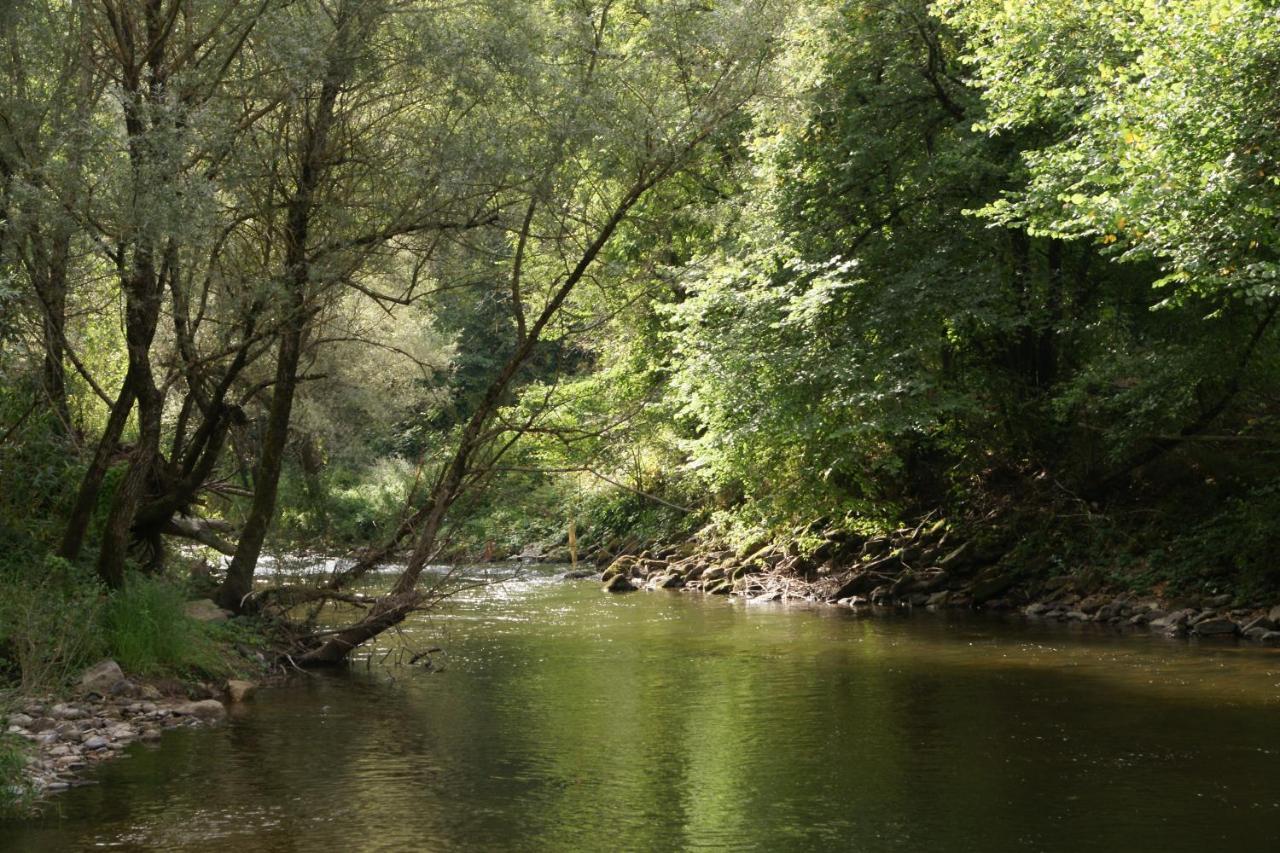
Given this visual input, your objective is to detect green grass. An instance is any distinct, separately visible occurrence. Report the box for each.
[101,575,224,677]
[0,731,32,816]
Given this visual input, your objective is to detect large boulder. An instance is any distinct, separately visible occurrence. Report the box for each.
[600,555,638,583]
[80,659,126,695]
[184,599,232,623]
[1192,618,1239,637]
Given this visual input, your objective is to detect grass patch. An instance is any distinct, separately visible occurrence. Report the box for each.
[101,575,224,677]
[0,555,103,694]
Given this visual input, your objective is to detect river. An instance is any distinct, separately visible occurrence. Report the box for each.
[5,564,1280,851]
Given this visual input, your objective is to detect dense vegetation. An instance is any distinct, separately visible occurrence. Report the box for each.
[3,0,1280,698]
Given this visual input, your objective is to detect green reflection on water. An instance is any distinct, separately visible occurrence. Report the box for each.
[5,568,1280,852]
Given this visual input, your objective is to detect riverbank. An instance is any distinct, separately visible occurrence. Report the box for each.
[591,519,1280,648]
[2,599,274,812]
[5,669,253,797]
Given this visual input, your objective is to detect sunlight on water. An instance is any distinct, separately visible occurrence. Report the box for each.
[6,563,1280,852]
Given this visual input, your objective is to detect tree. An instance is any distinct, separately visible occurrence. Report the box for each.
[298,0,784,663]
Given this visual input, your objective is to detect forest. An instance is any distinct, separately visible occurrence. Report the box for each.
[2,0,1280,833]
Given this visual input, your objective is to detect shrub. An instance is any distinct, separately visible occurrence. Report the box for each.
[0,554,104,693]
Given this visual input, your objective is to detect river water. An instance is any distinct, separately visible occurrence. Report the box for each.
[5,565,1280,852]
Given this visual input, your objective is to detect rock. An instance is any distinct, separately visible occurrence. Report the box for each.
[1256,631,1280,647]
[7,713,34,728]
[140,728,162,742]
[176,699,227,721]
[1208,593,1233,608]
[1095,601,1126,621]
[603,574,638,593]
[140,685,163,701]
[869,584,894,604]
[971,568,1019,604]
[1077,594,1110,613]
[600,555,638,582]
[1024,603,1052,617]
[1150,608,1196,630]
[926,590,951,607]
[702,578,731,595]
[184,599,233,623]
[561,569,596,580]
[82,736,108,751]
[656,573,685,589]
[109,679,139,698]
[225,680,257,703]
[1243,615,1277,634]
[1189,609,1218,625]
[80,659,126,694]
[106,725,136,743]
[1269,604,1280,624]
[1192,618,1239,637]
[830,572,879,601]
[54,722,80,740]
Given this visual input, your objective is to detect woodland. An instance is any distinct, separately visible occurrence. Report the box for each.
[2,0,1279,690]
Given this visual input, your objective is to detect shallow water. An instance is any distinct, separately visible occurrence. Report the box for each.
[6,566,1280,852]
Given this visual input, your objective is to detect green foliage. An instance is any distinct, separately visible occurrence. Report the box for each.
[274,460,419,546]
[0,554,103,694]
[943,0,1280,305]
[1158,480,1280,599]
[101,576,223,678]
[0,732,32,817]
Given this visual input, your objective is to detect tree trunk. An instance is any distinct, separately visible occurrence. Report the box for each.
[217,309,304,610]
[300,177,655,664]
[216,7,354,610]
[95,244,165,586]
[59,382,136,561]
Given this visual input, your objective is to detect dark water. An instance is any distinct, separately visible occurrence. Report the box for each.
[5,566,1280,852]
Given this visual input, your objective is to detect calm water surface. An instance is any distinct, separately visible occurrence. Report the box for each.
[5,565,1280,852]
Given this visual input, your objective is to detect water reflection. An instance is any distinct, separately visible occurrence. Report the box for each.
[5,567,1279,851]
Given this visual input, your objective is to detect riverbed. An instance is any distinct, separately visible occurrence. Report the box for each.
[5,565,1280,851]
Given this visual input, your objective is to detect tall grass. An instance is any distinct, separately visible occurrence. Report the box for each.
[0,732,32,816]
[0,555,103,693]
[101,575,223,677]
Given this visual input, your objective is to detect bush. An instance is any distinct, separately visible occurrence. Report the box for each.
[101,575,223,677]
[0,554,104,693]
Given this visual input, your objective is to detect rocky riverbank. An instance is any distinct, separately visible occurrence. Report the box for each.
[4,657,260,798]
[589,519,1280,647]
